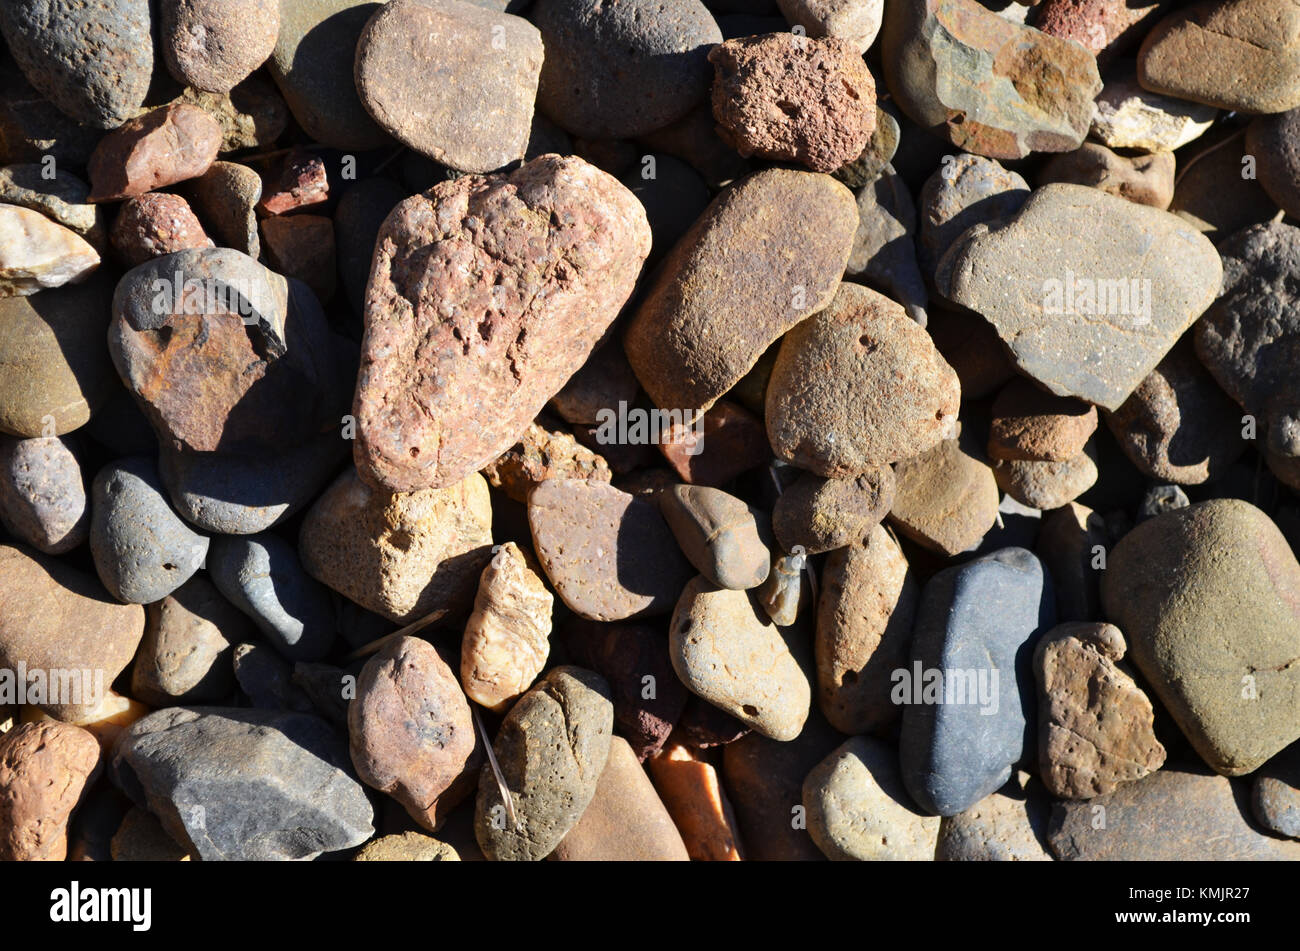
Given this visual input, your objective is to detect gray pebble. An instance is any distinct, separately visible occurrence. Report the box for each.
[0,435,88,554]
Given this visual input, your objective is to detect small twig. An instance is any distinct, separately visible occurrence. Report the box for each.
[473,705,521,832]
[344,610,443,663]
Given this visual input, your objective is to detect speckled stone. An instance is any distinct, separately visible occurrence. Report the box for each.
[0,435,88,554]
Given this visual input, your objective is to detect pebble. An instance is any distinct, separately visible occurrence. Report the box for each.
[89,456,209,604]
[993,441,1099,510]
[356,0,543,173]
[633,102,752,188]
[1252,745,1300,839]
[1036,502,1107,622]
[917,153,1029,286]
[0,165,100,246]
[1103,500,1300,776]
[618,153,712,262]
[816,524,919,734]
[656,399,771,487]
[474,666,614,861]
[1138,483,1188,521]
[269,0,392,150]
[1049,768,1300,859]
[805,736,941,860]
[881,0,1101,159]
[708,33,876,173]
[112,707,374,860]
[900,547,1056,816]
[550,342,640,425]
[460,542,553,713]
[349,635,480,831]
[354,831,460,861]
[187,161,262,257]
[0,721,100,860]
[553,736,690,861]
[87,104,223,203]
[889,436,1000,556]
[777,0,884,51]
[937,183,1223,411]
[1033,622,1165,798]
[355,155,649,492]
[757,548,806,627]
[833,107,900,188]
[1036,0,1169,64]
[989,377,1098,462]
[660,485,771,591]
[1091,66,1217,152]
[766,283,960,476]
[1170,127,1279,240]
[261,214,336,303]
[669,577,811,741]
[162,0,280,94]
[676,694,751,747]
[481,421,611,503]
[845,164,929,325]
[935,772,1052,861]
[533,0,722,139]
[1038,143,1175,210]
[110,193,212,267]
[647,740,745,861]
[0,202,99,295]
[560,619,688,761]
[207,533,336,661]
[529,479,692,621]
[131,576,246,706]
[1138,0,1300,114]
[1249,108,1300,219]
[0,435,88,554]
[1195,222,1300,460]
[773,466,895,555]
[0,544,145,720]
[625,168,857,414]
[0,0,153,129]
[1104,337,1246,485]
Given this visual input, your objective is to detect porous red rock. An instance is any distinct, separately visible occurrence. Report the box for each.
[0,721,100,860]
[110,193,213,267]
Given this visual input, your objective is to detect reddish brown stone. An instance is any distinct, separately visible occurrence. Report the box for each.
[256,149,329,216]
[87,104,223,202]
[482,420,611,503]
[989,376,1098,462]
[110,193,212,267]
[1036,0,1170,65]
[260,214,336,303]
[354,155,650,492]
[657,399,770,487]
[0,721,100,860]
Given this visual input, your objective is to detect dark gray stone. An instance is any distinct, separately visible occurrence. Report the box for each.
[619,153,711,263]
[335,178,406,319]
[233,642,314,712]
[1253,744,1300,839]
[845,164,928,325]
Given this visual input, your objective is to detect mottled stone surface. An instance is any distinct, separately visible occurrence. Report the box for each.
[481,421,611,503]
[888,437,1000,556]
[110,193,212,267]
[0,435,88,554]
[131,576,246,706]
[0,721,100,860]
[773,467,894,555]
[162,0,280,93]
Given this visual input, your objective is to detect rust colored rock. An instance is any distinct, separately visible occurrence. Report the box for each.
[481,420,612,503]
[256,150,329,216]
[647,740,745,861]
[349,635,481,832]
[625,168,857,414]
[988,376,1098,462]
[110,193,213,268]
[355,154,650,492]
[87,104,223,202]
[709,33,876,173]
[261,214,337,304]
[1036,0,1170,65]
[1034,622,1166,799]
[773,467,895,555]
[460,543,554,713]
[0,721,100,860]
[657,399,770,487]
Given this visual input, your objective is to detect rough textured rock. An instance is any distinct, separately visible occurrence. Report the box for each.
[131,576,246,706]
[669,577,811,741]
[900,547,1056,816]
[655,399,771,487]
[777,0,884,51]
[0,435,88,554]
[1249,108,1300,219]
[349,636,480,831]
[355,0,543,173]
[888,436,1000,556]
[1049,768,1300,859]
[354,155,649,492]
[917,154,1029,287]
[805,736,940,860]
[1034,622,1165,799]
[709,33,876,173]
[112,707,374,861]
[1195,222,1300,462]
[1036,0,1170,65]
[172,79,290,153]
[935,772,1052,860]
[0,0,153,129]
[0,544,144,720]
[299,467,493,626]
[989,377,1098,462]
[110,193,212,267]
[162,0,280,93]
[0,721,100,860]
[0,203,99,296]
[87,104,223,203]
[845,164,928,325]
[660,485,771,591]
[993,442,1099,510]
[767,283,960,476]
[460,543,553,713]
[257,149,328,216]
[1105,337,1246,485]
[936,183,1223,411]
[1091,66,1217,152]
[111,806,193,861]
[625,169,857,413]
[816,525,918,735]
[1038,143,1175,210]
[474,666,614,861]
[354,831,459,861]
[1137,0,1300,114]
[1102,500,1300,776]
[89,456,209,604]
[881,0,1101,159]
[773,467,894,555]
[533,0,722,139]
[529,479,692,621]
[481,421,611,503]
